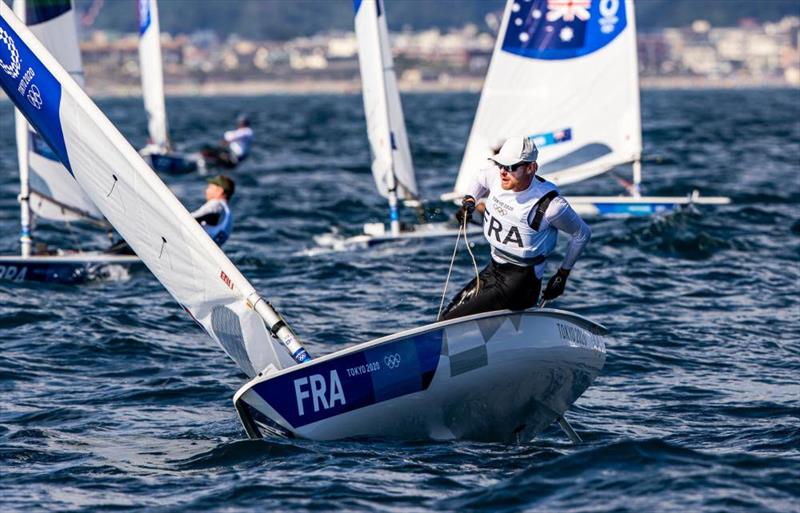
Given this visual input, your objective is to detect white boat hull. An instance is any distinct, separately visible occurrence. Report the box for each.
[568,193,731,217]
[234,309,607,442]
[314,221,483,251]
[0,253,141,284]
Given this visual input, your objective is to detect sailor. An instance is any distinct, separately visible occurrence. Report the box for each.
[201,114,254,168]
[440,136,591,320]
[192,175,235,246]
[106,175,235,254]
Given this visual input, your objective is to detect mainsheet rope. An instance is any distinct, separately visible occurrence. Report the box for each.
[437,217,481,320]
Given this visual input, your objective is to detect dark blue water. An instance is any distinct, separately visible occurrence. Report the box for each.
[1,90,799,512]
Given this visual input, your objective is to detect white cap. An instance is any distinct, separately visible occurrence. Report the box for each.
[489,136,538,166]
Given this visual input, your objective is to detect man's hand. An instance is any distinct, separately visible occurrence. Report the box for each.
[455,195,476,225]
[542,268,571,301]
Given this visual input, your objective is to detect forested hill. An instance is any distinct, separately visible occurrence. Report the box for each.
[50,0,800,39]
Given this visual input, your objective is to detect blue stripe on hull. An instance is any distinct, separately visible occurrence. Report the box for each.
[594,203,678,216]
[0,14,72,173]
[0,260,90,284]
[148,154,199,174]
[253,330,443,428]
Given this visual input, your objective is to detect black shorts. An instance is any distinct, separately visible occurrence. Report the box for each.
[440,260,541,321]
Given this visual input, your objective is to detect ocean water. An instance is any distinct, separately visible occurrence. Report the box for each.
[1,89,798,512]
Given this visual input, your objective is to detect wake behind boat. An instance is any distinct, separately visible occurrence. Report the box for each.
[0,3,607,442]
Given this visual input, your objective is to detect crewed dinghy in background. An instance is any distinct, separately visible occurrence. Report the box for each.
[446,0,730,216]
[315,0,480,251]
[0,4,606,442]
[136,0,202,175]
[0,0,138,285]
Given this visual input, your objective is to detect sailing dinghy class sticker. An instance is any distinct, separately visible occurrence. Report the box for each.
[0,15,72,173]
[502,0,627,60]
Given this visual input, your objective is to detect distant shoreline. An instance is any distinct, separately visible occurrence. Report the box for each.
[2,77,796,101]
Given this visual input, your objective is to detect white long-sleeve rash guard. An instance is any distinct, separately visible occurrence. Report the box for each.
[468,174,591,277]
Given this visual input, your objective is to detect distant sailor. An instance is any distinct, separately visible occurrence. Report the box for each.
[193,175,235,246]
[201,114,254,168]
[106,175,235,254]
[441,136,591,320]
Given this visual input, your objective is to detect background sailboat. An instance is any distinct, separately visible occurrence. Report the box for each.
[447,0,730,216]
[315,0,481,250]
[0,0,137,284]
[136,0,202,174]
[1,2,608,443]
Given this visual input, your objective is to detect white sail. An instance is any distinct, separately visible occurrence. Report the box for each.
[454,0,641,194]
[354,0,417,201]
[0,3,297,377]
[12,0,104,224]
[138,0,169,150]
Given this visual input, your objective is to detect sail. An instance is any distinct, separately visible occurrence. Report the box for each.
[12,0,104,223]
[0,4,295,377]
[138,0,169,149]
[354,0,418,201]
[454,0,642,194]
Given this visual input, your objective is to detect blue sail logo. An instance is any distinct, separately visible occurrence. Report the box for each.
[501,0,627,60]
[27,83,43,109]
[138,0,152,35]
[0,26,22,78]
[0,16,71,172]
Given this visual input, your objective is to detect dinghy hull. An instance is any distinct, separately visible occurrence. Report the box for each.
[144,152,200,175]
[313,221,484,251]
[234,309,607,442]
[0,254,140,284]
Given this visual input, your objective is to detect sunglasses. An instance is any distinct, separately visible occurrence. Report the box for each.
[497,161,528,173]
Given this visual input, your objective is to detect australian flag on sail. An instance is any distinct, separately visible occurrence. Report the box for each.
[501,0,627,60]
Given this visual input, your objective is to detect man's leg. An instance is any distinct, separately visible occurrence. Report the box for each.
[441,263,505,321]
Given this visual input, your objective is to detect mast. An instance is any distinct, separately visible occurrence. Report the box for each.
[13,0,31,257]
[627,0,643,197]
[1,1,309,373]
[631,160,642,197]
[15,110,32,257]
[373,0,400,236]
[247,293,310,364]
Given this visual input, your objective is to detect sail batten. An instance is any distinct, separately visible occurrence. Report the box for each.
[1,4,294,377]
[454,0,641,195]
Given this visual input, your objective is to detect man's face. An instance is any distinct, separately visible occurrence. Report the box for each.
[498,161,535,191]
[206,183,226,201]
